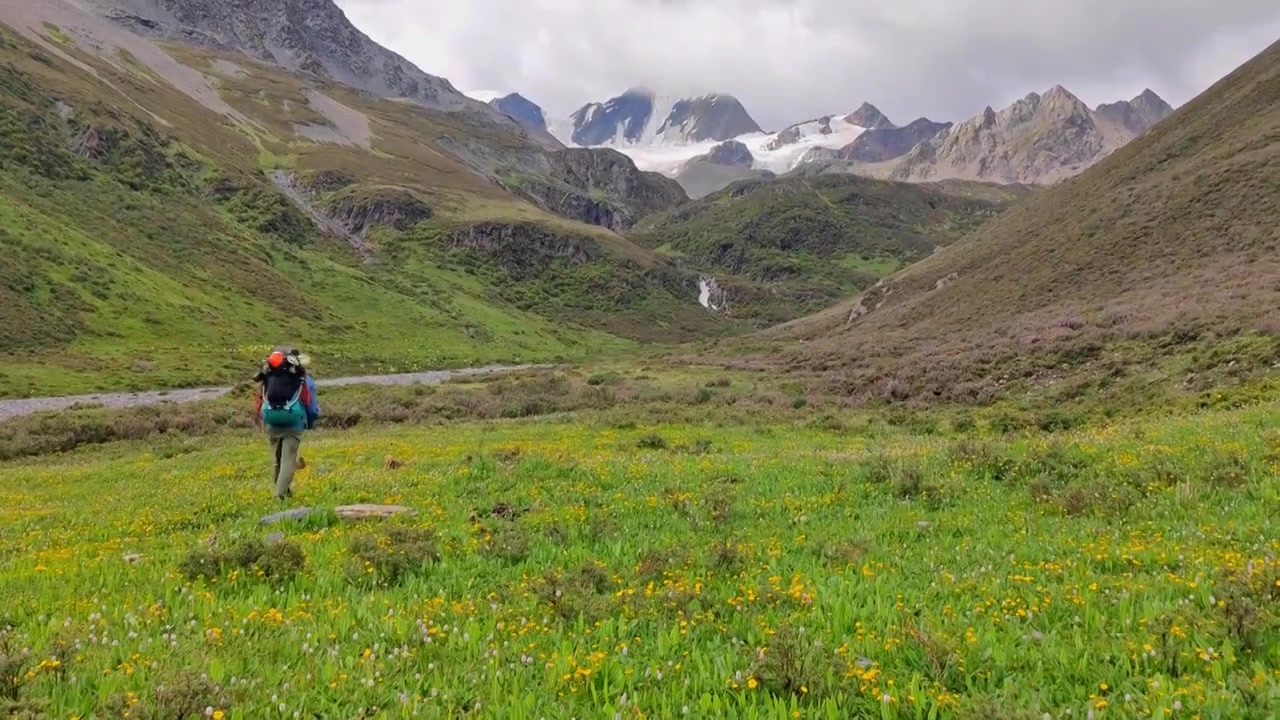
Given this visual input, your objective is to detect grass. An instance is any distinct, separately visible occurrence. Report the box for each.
[836,254,903,277]
[0,397,1275,718]
[40,22,70,45]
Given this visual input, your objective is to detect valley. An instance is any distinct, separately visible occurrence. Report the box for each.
[0,0,1275,718]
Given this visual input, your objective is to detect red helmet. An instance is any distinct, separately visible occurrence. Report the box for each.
[267,351,286,368]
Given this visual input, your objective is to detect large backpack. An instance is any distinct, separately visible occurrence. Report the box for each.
[260,369,309,429]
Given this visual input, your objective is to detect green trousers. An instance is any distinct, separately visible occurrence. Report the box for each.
[268,428,302,500]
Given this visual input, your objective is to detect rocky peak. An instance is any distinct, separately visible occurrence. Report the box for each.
[1095,88,1175,137]
[844,102,895,129]
[698,140,754,167]
[490,93,547,133]
[658,94,763,143]
[1129,89,1174,125]
[567,90,762,147]
[1041,85,1088,111]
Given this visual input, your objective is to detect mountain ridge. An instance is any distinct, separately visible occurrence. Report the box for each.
[886,85,1175,184]
[546,83,1175,194]
[749,38,1278,403]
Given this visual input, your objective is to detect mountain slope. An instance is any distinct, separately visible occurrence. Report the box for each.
[90,0,477,113]
[760,39,1280,402]
[631,175,1029,324]
[0,13,722,397]
[889,85,1175,184]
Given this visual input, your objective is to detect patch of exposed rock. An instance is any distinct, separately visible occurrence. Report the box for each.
[302,168,354,193]
[267,171,431,259]
[322,186,433,235]
[445,222,603,277]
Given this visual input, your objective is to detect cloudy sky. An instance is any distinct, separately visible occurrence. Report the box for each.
[336,0,1280,130]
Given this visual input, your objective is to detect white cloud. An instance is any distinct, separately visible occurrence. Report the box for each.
[335,0,1280,129]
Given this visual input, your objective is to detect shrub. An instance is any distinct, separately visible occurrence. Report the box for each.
[745,624,842,700]
[344,527,440,587]
[178,537,307,584]
[636,433,668,450]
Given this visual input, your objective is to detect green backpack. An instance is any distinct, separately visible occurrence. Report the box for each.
[261,385,306,428]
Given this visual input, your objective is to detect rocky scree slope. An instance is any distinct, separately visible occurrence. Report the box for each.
[759,40,1280,403]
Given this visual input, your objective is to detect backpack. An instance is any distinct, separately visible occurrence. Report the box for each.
[260,368,310,429]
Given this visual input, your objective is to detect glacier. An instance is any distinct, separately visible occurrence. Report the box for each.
[555,111,867,177]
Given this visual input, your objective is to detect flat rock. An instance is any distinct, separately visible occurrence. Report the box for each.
[334,504,414,521]
[259,507,316,525]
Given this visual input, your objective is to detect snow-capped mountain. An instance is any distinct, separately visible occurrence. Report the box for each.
[459,82,1174,193]
[761,112,874,153]
[547,91,894,184]
[564,88,763,147]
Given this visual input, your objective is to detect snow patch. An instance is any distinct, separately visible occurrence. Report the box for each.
[642,94,679,144]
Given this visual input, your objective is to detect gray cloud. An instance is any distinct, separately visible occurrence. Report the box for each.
[335,0,1280,130]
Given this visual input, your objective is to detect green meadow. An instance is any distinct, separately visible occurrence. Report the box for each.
[1,396,1275,719]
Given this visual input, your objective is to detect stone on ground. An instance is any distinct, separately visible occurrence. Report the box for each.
[334,503,414,520]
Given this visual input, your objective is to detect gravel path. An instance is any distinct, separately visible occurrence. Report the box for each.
[0,364,549,422]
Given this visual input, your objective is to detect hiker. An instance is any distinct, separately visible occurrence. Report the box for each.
[253,348,320,500]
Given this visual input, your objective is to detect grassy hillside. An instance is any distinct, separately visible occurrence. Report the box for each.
[631,174,1029,324]
[0,20,727,397]
[740,38,1280,404]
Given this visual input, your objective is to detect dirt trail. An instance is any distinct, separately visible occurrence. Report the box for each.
[0,364,549,422]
